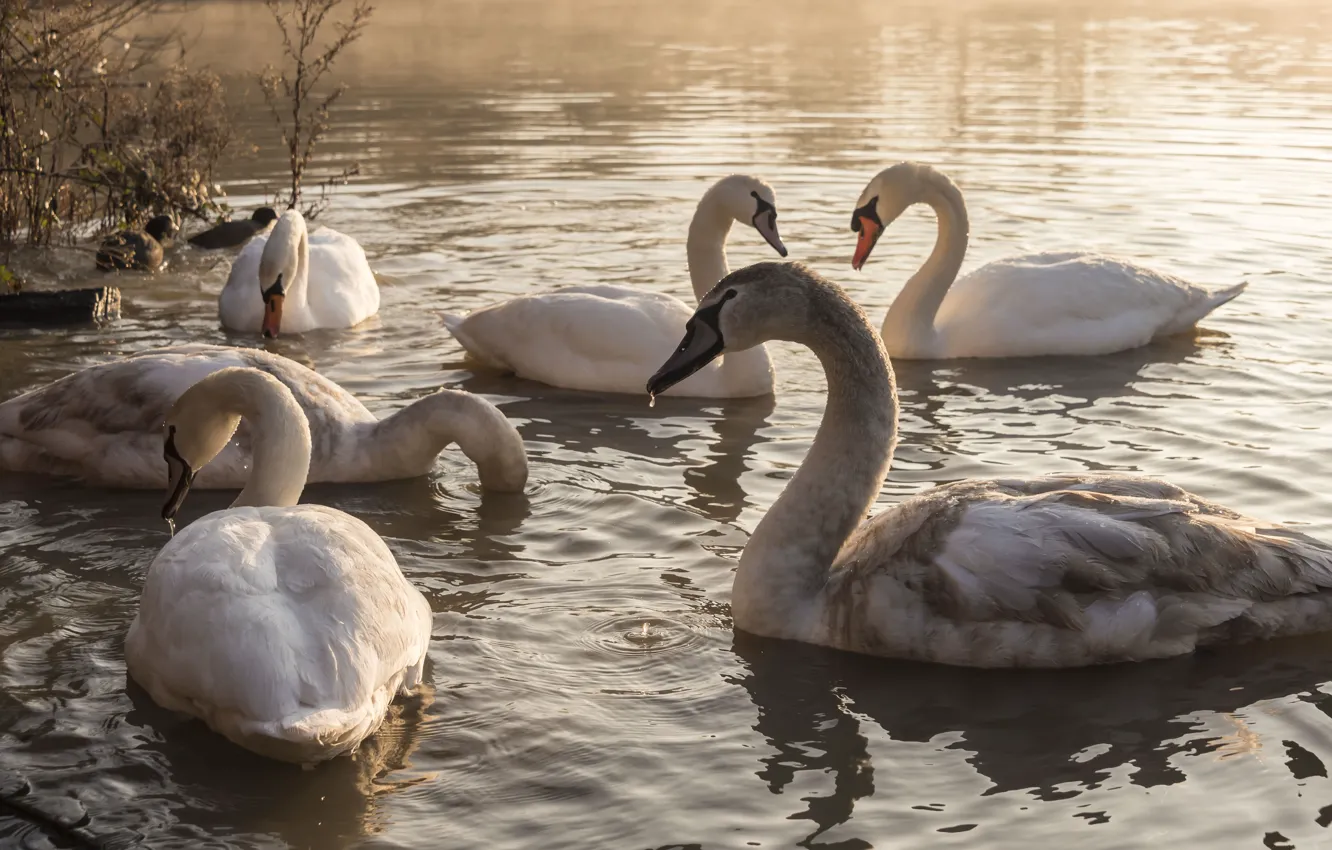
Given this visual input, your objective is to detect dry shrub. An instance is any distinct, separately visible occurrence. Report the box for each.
[0,0,235,250]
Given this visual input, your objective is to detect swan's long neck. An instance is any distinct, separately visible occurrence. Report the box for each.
[881,172,969,354]
[216,372,311,508]
[732,287,898,635]
[287,222,311,312]
[358,390,528,491]
[687,190,773,392]
[686,196,735,302]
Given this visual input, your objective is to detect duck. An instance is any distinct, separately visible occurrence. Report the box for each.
[0,343,527,492]
[188,207,280,250]
[95,214,178,272]
[647,260,1332,668]
[849,162,1247,359]
[124,367,432,764]
[440,174,788,397]
[219,208,378,337]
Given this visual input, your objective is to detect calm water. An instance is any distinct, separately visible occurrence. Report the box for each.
[4,0,1332,847]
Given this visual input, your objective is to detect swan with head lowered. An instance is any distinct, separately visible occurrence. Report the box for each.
[125,367,432,764]
[0,344,527,492]
[220,208,379,337]
[850,163,1247,359]
[440,174,787,397]
[648,261,1332,668]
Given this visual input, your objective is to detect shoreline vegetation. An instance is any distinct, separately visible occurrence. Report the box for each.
[0,0,371,295]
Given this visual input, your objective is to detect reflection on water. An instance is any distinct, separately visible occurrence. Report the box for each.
[4,0,1332,847]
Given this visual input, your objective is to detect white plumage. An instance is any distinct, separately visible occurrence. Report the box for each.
[219,208,379,336]
[124,368,432,764]
[441,175,787,397]
[851,163,1246,359]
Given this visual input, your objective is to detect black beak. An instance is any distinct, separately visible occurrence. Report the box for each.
[646,292,734,397]
[751,193,788,258]
[162,463,195,521]
[162,426,195,520]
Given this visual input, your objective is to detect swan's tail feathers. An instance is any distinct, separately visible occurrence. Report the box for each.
[437,311,510,370]
[1166,281,1248,334]
[438,311,466,334]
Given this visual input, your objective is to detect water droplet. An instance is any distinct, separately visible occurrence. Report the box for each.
[166,517,176,538]
[648,393,656,408]
[641,621,650,637]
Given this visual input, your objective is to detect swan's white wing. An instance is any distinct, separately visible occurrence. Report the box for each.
[931,252,1245,357]
[443,287,711,395]
[125,504,432,763]
[0,345,375,488]
[303,226,380,330]
[832,474,1332,666]
[218,232,269,331]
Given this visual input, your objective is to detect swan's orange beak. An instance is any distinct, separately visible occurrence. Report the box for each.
[852,216,881,271]
[262,293,285,338]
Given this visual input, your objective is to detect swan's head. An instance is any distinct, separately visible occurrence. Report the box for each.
[851,162,935,270]
[252,207,279,227]
[160,370,249,520]
[647,261,820,396]
[257,209,306,338]
[703,175,787,257]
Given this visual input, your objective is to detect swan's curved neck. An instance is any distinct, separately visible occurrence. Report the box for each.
[881,172,969,353]
[213,372,311,508]
[732,287,898,633]
[686,194,736,302]
[287,223,311,310]
[358,390,528,491]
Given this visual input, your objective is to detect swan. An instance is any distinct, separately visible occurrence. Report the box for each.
[440,174,788,397]
[647,261,1332,668]
[124,367,432,764]
[0,343,527,492]
[219,208,379,338]
[850,162,1247,359]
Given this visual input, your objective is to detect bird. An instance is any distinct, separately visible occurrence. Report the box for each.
[439,174,787,397]
[647,260,1332,668]
[95,214,178,272]
[849,162,1246,359]
[0,343,528,492]
[188,207,280,250]
[125,367,433,764]
[219,208,378,337]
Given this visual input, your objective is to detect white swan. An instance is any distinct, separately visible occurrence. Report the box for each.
[850,163,1247,359]
[125,367,432,764]
[0,344,526,491]
[220,208,379,337]
[647,261,1332,668]
[440,175,788,397]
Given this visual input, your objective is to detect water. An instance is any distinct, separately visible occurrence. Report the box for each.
[4,0,1332,846]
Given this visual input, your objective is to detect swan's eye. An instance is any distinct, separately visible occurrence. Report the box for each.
[722,289,738,302]
[851,196,881,232]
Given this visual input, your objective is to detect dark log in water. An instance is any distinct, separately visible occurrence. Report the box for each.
[0,287,121,326]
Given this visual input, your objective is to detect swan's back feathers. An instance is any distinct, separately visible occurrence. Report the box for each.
[125,505,431,763]
[0,345,374,487]
[443,286,769,396]
[929,252,1243,357]
[831,473,1332,666]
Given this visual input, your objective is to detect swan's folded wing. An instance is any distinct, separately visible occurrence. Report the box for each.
[444,288,696,393]
[127,506,431,760]
[0,347,245,479]
[849,475,1332,633]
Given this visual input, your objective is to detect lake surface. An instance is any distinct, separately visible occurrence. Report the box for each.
[4,0,1332,847]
